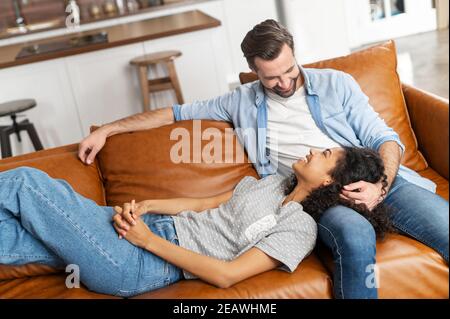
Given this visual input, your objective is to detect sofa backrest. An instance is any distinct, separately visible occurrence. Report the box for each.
[96,121,259,207]
[240,41,428,172]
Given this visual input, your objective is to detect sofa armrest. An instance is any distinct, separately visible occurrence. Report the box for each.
[0,143,106,205]
[402,84,449,179]
[0,144,107,280]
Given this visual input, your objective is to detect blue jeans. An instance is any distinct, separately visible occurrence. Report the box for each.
[318,175,449,299]
[0,167,183,297]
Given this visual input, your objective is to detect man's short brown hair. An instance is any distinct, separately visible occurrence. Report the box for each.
[241,19,295,71]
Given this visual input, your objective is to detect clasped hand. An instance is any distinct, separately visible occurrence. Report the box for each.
[112,200,153,248]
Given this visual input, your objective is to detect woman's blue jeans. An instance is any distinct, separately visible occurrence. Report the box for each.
[0,167,183,297]
[318,175,449,299]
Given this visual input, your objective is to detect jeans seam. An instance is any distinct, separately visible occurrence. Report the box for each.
[0,254,56,259]
[2,176,121,270]
[116,278,168,297]
[318,223,345,299]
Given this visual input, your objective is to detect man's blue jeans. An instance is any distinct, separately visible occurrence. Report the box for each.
[318,175,449,299]
[0,167,183,297]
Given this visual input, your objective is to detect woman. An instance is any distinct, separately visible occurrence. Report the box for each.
[0,146,393,297]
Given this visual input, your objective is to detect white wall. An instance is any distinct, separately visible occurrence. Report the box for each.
[220,0,280,84]
[280,0,352,64]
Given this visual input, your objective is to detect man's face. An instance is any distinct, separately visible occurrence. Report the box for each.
[253,43,302,98]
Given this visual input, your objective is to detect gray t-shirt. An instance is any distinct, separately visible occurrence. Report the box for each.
[172,174,318,279]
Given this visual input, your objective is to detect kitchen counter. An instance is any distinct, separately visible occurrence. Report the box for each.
[0,10,220,70]
[0,0,211,41]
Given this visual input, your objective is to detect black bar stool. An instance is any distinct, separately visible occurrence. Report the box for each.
[0,99,44,158]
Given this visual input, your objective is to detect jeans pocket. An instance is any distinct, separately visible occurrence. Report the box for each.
[116,248,170,297]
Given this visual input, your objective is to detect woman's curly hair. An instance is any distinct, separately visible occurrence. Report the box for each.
[284,147,395,238]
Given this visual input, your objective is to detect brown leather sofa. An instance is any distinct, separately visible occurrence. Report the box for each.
[0,41,448,299]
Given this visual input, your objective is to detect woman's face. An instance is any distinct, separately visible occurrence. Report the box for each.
[292,148,344,189]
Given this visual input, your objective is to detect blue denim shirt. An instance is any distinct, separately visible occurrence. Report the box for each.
[172,66,436,193]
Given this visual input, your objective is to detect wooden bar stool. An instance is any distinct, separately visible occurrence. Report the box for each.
[0,99,44,158]
[130,50,184,111]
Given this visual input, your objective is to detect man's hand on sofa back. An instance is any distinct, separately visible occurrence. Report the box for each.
[78,107,175,165]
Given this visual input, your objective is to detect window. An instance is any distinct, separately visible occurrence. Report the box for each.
[370,0,406,21]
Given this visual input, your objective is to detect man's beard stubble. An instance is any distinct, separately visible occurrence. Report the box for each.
[270,70,302,98]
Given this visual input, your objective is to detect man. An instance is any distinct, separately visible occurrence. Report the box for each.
[78,20,449,299]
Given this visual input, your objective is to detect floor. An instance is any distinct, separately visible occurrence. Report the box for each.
[359,28,449,99]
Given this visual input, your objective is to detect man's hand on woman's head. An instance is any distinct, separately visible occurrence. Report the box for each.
[340,181,384,211]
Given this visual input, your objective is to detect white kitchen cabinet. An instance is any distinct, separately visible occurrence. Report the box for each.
[64,43,145,134]
[280,0,351,64]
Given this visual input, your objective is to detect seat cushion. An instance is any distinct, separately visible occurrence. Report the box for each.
[0,274,119,299]
[318,233,448,298]
[96,120,259,207]
[240,41,428,172]
[418,168,449,200]
[132,253,332,299]
[375,234,448,298]
[0,99,36,117]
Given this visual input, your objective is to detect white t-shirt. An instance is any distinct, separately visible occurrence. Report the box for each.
[266,85,340,176]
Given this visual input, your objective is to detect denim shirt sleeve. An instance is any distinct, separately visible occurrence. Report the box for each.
[172,89,240,122]
[339,72,405,155]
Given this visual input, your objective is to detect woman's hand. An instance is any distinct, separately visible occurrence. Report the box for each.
[112,200,151,238]
[112,205,154,247]
[113,200,153,225]
[113,214,153,248]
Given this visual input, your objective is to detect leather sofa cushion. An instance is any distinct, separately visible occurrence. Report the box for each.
[418,168,449,200]
[96,120,259,207]
[376,234,449,298]
[0,146,106,280]
[241,41,428,172]
[319,233,449,299]
[0,144,106,206]
[0,274,119,299]
[132,253,333,299]
[303,41,427,171]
